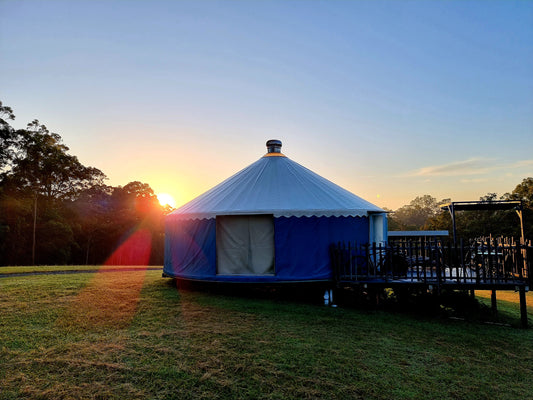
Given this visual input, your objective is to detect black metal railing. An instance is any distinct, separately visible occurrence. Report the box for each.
[330,237,532,287]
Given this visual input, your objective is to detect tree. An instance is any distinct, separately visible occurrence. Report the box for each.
[120,181,159,216]
[0,101,19,172]
[69,184,115,264]
[0,191,34,265]
[107,181,165,265]
[0,106,107,264]
[68,181,166,265]
[424,209,452,234]
[453,193,506,239]
[425,188,531,241]
[503,177,533,239]
[504,177,533,208]
[0,101,174,265]
[392,195,449,230]
[5,121,106,200]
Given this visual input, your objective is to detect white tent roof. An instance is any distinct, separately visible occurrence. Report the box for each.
[169,142,384,220]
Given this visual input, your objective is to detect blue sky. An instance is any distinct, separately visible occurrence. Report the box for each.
[1,0,532,209]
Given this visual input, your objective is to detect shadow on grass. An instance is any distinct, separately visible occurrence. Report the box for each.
[336,286,529,327]
[172,278,528,328]
[173,278,330,305]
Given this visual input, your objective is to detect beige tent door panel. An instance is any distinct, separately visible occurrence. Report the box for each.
[216,215,275,275]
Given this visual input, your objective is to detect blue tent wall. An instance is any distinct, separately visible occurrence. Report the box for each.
[274,216,368,281]
[164,215,369,282]
[164,218,216,279]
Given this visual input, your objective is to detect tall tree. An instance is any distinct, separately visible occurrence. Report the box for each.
[5,121,106,200]
[1,109,106,264]
[0,101,19,173]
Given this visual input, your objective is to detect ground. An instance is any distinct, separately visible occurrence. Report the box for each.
[0,266,532,399]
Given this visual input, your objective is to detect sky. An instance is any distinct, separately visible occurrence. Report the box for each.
[1,0,532,210]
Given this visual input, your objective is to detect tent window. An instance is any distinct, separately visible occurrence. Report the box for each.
[216,215,275,275]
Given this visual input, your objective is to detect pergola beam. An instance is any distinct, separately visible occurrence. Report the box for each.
[440,200,525,245]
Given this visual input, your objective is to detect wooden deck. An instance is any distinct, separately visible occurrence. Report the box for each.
[330,238,532,327]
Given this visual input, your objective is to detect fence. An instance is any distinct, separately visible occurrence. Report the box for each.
[330,237,532,288]
[330,237,532,327]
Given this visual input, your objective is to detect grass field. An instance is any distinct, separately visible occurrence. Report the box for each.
[1,266,532,399]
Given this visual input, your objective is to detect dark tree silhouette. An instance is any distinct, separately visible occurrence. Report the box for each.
[0,103,106,264]
[0,101,19,172]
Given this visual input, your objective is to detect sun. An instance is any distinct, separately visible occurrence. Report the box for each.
[157,193,176,208]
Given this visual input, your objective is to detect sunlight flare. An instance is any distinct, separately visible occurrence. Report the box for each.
[157,192,176,208]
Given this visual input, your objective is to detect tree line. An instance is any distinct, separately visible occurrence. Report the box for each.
[0,101,170,265]
[387,182,533,241]
[1,100,531,265]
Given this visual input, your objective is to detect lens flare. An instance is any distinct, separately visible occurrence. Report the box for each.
[105,229,152,265]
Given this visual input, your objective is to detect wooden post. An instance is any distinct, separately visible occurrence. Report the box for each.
[435,239,442,288]
[460,238,466,284]
[519,286,528,329]
[491,290,497,314]
[515,204,525,245]
[448,203,457,246]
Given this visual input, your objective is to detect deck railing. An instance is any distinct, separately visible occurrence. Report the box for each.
[330,237,532,287]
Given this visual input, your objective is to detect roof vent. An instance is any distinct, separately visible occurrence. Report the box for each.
[266,139,282,153]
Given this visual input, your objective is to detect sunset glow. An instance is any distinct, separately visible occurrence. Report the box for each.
[157,193,177,209]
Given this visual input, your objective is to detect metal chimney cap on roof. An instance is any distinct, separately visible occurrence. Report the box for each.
[266,139,282,153]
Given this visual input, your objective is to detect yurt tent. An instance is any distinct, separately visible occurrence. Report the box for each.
[164,140,387,283]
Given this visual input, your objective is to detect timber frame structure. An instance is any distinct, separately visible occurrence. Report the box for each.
[440,200,525,245]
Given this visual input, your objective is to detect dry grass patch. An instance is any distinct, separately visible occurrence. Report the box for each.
[58,268,147,331]
[475,290,533,311]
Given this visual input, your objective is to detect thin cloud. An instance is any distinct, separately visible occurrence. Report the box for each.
[509,160,533,169]
[411,158,492,177]
[408,158,533,178]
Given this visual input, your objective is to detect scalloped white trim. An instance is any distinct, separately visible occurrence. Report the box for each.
[166,210,380,221]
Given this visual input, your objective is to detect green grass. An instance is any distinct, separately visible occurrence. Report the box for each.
[0,265,158,274]
[1,267,532,399]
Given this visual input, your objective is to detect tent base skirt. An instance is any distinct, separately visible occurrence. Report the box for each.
[172,277,334,303]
